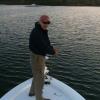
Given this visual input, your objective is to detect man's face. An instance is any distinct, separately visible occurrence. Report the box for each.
[39,18,50,30]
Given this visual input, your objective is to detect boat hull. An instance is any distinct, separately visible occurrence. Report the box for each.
[1,76,85,100]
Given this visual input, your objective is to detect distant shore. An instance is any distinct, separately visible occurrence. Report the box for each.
[0,1,100,6]
[0,4,100,7]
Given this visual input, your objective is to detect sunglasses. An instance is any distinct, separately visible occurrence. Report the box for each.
[42,21,51,24]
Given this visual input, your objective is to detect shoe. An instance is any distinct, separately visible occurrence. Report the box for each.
[29,92,35,96]
[45,81,50,85]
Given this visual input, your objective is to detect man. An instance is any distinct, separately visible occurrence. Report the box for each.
[29,15,58,100]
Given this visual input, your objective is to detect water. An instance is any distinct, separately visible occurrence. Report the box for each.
[0,5,100,100]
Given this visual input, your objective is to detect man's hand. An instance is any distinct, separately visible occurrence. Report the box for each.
[53,48,59,55]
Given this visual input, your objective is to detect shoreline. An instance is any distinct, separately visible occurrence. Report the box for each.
[0,3,100,7]
[0,4,100,7]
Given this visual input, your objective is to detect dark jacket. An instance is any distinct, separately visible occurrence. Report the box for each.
[29,22,55,56]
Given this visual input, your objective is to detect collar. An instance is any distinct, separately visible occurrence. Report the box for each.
[35,22,48,32]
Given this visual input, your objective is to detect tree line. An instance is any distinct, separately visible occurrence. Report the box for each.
[0,0,100,6]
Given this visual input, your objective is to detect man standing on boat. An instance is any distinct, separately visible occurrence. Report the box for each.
[29,15,58,100]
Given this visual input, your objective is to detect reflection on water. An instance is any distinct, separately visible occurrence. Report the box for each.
[0,5,100,100]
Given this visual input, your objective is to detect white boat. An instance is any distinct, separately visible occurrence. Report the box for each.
[25,4,37,7]
[31,4,36,6]
[1,57,86,100]
[1,75,85,100]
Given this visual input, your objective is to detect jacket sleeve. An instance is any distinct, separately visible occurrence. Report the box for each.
[42,33,55,55]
